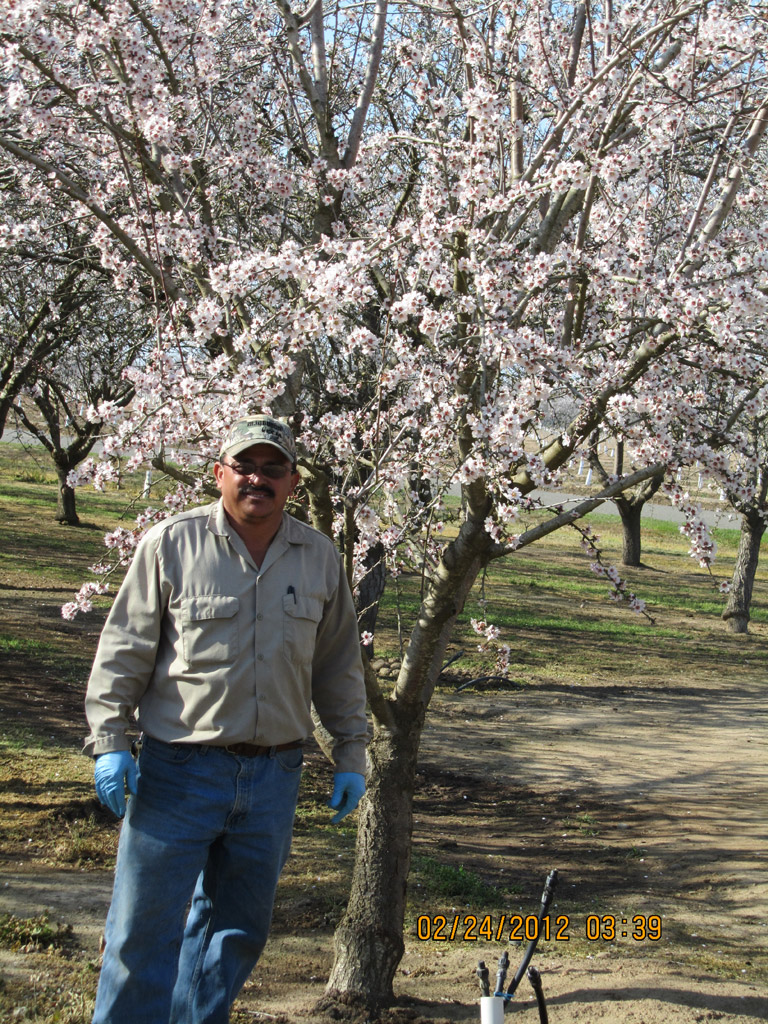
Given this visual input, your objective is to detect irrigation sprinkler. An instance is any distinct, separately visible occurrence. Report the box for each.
[476,869,558,1023]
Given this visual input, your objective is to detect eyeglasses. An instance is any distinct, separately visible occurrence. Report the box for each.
[222,458,292,479]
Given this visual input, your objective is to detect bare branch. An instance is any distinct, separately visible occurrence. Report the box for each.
[498,462,670,555]
[698,97,768,244]
[343,0,389,168]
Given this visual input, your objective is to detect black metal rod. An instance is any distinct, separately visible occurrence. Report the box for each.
[476,960,490,997]
[527,965,548,1024]
[494,950,510,995]
[506,869,558,997]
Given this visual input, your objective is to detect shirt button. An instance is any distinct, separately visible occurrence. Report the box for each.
[257,613,263,620]
[257,653,264,661]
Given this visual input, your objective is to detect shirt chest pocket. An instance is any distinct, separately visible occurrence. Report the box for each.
[283,595,323,664]
[181,595,240,667]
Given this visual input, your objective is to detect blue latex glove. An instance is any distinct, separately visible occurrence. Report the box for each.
[327,772,366,823]
[94,751,138,818]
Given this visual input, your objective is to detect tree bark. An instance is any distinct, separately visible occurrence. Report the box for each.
[615,496,644,566]
[357,542,386,656]
[722,510,766,633]
[324,706,421,1009]
[55,463,80,525]
[611,471,664,567]
[326,494,492,1009]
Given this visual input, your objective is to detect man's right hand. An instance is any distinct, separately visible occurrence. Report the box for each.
[94,751,138,817]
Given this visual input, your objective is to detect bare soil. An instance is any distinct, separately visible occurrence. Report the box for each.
[1,584,768,1022]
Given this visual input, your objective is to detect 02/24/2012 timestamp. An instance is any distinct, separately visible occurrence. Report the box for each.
[415,913,662,943]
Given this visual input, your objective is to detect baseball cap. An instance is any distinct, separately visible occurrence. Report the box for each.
[220,415,297,466]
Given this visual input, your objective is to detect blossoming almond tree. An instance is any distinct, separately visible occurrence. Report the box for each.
[0,193,98,438]
[0,208,153,522]
[3,0,768,1008]
[705,399,768,632]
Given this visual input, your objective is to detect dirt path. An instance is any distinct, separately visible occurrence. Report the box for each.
[420,676,768,941]
[406,666,768,1023]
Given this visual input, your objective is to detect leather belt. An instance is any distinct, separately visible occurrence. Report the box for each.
[219,740,302,757]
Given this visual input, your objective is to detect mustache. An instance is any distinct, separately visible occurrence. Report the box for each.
[240,483,274,497]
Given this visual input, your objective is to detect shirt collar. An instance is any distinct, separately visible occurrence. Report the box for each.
[208,500,308,546]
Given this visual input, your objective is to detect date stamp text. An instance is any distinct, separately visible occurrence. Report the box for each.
[415,913,662,943]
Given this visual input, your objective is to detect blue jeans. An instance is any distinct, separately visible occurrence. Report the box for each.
[92,736,303,1024]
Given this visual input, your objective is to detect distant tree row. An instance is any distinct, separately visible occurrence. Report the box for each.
[0,190,153,523]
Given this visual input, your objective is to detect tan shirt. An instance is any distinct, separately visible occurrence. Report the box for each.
[84,501,368,774]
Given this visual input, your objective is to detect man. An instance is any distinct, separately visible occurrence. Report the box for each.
[84,414,368,1024]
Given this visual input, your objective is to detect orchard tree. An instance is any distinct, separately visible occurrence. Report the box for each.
[9,302,146,523]
[0,263,78,438]
[587,381,758,568]
[722,480,768,634]
[581,434,666,566]
[3,0,768,1010]
[710,406,768,634]
[0,188,94,436]
[0,196,152,522]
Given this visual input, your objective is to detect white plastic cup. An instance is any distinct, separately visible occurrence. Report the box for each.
[480,995,505,1024]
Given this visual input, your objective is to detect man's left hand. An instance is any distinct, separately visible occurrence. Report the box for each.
[327,772,366,823]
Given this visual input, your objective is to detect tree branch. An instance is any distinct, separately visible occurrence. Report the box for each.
[343,0,388,168]
[496,462,670,555]
[698,97,768,245]
[0,137,182,302]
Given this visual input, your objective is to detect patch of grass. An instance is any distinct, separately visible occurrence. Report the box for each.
[0,738,119,868]
[0,442,206,524]
[626,846,647,860]
[0,911,73,953]
[0,725,51,751]
[50,814,121,867]
[410,854,508,905]
[0,635,49,654]
[0,958,98,1024]
[563,812,601,837]
[471,608,685,639]
[16,468,58,485]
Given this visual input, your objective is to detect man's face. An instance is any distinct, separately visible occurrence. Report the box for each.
[214,443,299,530]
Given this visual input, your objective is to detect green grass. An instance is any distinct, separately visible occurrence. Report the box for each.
[1,479,140,521]
[0,442,206,523]
[464,608,686,638]
[0,634,49,654]
[410,855,511,905]
[0,724,50,751]
[368,497,768,686]
[562,812,601,837]
[0,912,74,953]
[3,437,766,692]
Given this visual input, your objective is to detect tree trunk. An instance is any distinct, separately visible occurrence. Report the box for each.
[55,464,80,525]
[324,705,422,1009]
[357,542,386,657]
[612,472,664,567]
[615,497,644,566]
[325,506,491,1011]
[722,511,766,633]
